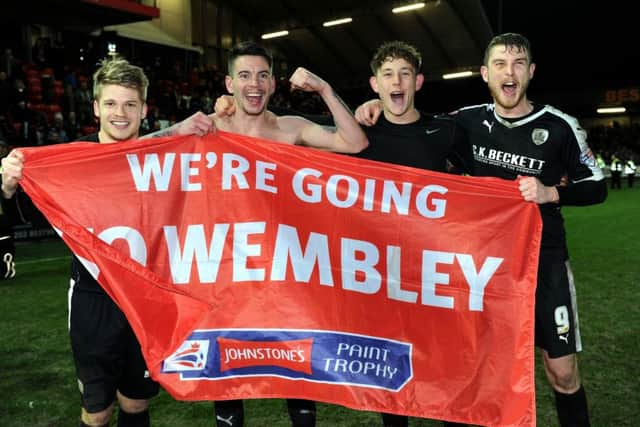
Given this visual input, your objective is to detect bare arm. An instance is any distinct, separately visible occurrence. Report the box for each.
[288,67,368,153]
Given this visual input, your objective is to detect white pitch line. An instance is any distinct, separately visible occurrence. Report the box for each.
[20,256,72,265]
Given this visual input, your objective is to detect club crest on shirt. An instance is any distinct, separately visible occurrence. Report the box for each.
[531,128,549,145]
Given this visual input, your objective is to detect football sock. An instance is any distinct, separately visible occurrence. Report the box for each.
[381,413,409,427]
[287,399,316,427]
[554,385,590,427]
[215,399,245,427]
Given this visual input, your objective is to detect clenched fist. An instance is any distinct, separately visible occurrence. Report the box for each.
[289,67,329,94]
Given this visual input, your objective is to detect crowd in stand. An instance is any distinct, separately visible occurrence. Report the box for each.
[584,122,639,188]
[1,45,639,183]
[588,122,640,164]
[0,46,331,149]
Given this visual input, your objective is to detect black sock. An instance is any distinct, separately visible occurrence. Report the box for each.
[215,399,244,427]
[554,385,590,427]
[381,412,408,427]
[117,408,149,427]
[287,399,316,427]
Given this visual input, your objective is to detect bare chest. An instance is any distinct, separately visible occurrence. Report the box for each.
[218,120,297,146]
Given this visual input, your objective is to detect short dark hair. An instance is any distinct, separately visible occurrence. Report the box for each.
[483,32,532,65]
[228,41,273,75]
[370,41,422,75]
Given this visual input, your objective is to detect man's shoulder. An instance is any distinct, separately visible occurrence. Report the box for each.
[447,104,492,128]
[275,111,305,123]
[418,113,462,138]
[536,104,583,129]
[365,114,457,143]
[515,105,585,142]
[275,112,310,133]
[427,112,460,127]
[450,103,491,115]
[370,113,445,130]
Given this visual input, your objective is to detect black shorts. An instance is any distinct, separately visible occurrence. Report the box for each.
[535,249,582,358]
[68,280,159,413]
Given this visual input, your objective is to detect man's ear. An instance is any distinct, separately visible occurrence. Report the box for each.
[225,75,234,94]
[369,76,379,93]
[415,73,425,91]
[93,100,100,118]
[480,65,489,83]
[141,102,148,120]
[529,62,536,79]
[270,76,276,96]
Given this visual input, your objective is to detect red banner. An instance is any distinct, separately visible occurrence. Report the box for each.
[20,132,541,426]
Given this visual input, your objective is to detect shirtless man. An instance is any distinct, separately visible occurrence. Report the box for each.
[211,41,367,154]
[211,40,368,427]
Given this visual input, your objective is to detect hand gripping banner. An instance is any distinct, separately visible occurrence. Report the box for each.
[19,132,541,426]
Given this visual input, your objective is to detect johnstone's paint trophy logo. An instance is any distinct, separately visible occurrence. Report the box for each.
[161,329,413,391]
[163,340,210,371]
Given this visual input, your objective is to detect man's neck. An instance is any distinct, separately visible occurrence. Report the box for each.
[383,107,420,125]
[231,109,273,136]
[494,98,534,119]
[98,130,139,143]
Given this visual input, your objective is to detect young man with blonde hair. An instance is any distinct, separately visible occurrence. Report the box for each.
[1,57,213,427]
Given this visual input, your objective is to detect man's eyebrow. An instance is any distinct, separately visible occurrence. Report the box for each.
[380,66,413,72]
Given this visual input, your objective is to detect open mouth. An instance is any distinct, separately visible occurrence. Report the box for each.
[246,92,264,107]
[502,81,518,96]
[390,91,405,106]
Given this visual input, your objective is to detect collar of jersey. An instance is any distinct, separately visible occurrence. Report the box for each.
[489,103,548,128]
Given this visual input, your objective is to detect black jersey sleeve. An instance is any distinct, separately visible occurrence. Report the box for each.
[556,180,607,206]
[555,111,608,206]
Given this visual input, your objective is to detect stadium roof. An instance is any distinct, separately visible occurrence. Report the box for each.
[223,0,637,114]
[3,0,635,92]
[2,0,159,31]
[222,0,635,89]
[227,0,494,87]
[2,0,636,115]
